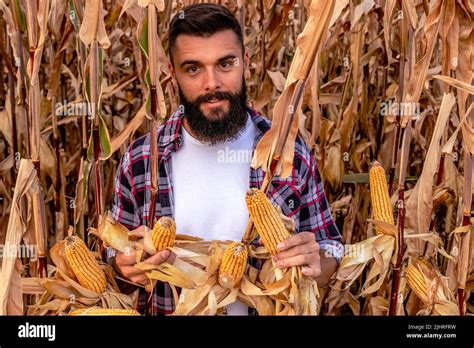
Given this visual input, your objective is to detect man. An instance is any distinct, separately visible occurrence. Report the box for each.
[110,3,343,315]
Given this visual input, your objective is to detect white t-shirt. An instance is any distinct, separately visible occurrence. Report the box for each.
[172,115,257,315]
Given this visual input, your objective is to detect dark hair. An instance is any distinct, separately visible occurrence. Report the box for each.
[168,3,244,62]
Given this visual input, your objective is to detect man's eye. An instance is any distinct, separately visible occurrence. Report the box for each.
[186,66,199,74]
[220,61,233,69]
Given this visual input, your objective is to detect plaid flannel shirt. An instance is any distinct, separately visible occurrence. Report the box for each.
[110,107,343,315]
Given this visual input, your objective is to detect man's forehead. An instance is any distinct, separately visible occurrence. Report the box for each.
[172,30,242,63]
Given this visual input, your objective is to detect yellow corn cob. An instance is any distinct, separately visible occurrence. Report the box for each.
[218,242,248,289]
[369,161,394,235]
[406,264,429,304]
[245,188,290,255]
[151,216,176,251]
[69,308,140,316]
[64,236,107,293]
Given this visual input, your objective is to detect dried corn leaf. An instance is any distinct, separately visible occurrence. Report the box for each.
[403,0,443,126]
[252,0,335,178]
[172,275,217,315]
[79,0,110,48]
[405,93,455,238]
[0,160,37,315]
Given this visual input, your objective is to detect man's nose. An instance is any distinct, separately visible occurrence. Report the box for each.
[202,68,221,92]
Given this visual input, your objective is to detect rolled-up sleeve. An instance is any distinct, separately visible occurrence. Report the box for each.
[299,154,344,262]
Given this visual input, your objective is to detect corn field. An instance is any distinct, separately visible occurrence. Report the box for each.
[0,0,473,316]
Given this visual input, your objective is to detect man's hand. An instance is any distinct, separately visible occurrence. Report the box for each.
[115,249,171,286]
[272,232,321,278]
[272,232,339,287]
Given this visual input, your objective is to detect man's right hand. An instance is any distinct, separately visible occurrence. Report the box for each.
[115,249,171,287]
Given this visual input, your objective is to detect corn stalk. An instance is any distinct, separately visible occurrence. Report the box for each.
[388,0,407,313]
[388,122,411,316]
[46,3,73,244]
[79,0,112,260]
[388,0,444,315]
[388,1,405,196]
[69,0,89,242]
[90,40,103,218]
[0,25,4,108]
[25,0,50,278]
[137,0,167,316]
[48,45,63,243]
[457,150,472,315]
[7,37,18,178]
[5,0,30,157]
[146,4,160,230]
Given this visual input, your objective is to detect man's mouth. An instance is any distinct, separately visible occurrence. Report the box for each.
[203,98,224,105]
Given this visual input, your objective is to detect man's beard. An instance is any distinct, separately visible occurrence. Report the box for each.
[179,78,248,145]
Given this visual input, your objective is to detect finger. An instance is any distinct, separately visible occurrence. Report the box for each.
[274,242,319,260]
[276,232,315,251]
[167,252,177,265]
[275,253,317,268]
[144,249,171,265]
[302,266,321,278]
[120,265,145,278]
[129,274,148,286]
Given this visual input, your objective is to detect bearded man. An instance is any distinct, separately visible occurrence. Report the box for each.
[110,3,343,315]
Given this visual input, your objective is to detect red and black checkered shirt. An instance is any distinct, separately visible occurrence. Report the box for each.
[110,107,343,315]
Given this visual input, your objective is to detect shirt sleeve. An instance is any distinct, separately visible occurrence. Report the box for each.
[109,146,142,261]
[299,154,344,262]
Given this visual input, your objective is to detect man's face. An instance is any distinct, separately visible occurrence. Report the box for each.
[170,29,250,144]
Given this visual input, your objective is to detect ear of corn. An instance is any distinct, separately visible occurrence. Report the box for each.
[245,188,291,255]
[218,242,248,289]
[369,161,394,235]
[151,216,176,251]
[406,264,429,304]
[64,236,107,293]
[69,308,140,316]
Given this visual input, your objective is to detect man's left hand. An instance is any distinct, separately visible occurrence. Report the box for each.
[272,232,321,278]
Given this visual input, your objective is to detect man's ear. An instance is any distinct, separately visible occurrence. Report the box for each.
[244,47,250,80]
[168,61,175,77]
[244,47,250,70]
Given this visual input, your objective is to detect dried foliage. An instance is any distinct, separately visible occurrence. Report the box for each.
[0,0,473,316]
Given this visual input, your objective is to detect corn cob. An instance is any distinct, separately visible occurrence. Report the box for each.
[218,242,248,288]
[64,236,107,293]
[406,264,429,304]
[369,161,394,235]
[69,308,140,316]
[245,188,290,255]
[151,216,176,251]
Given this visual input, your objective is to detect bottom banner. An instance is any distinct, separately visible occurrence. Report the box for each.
[0,316,472,347]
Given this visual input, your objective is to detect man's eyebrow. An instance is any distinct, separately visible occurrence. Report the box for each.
[179,54,238,69]
[217,54,238,63]
[179,60,201,69]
